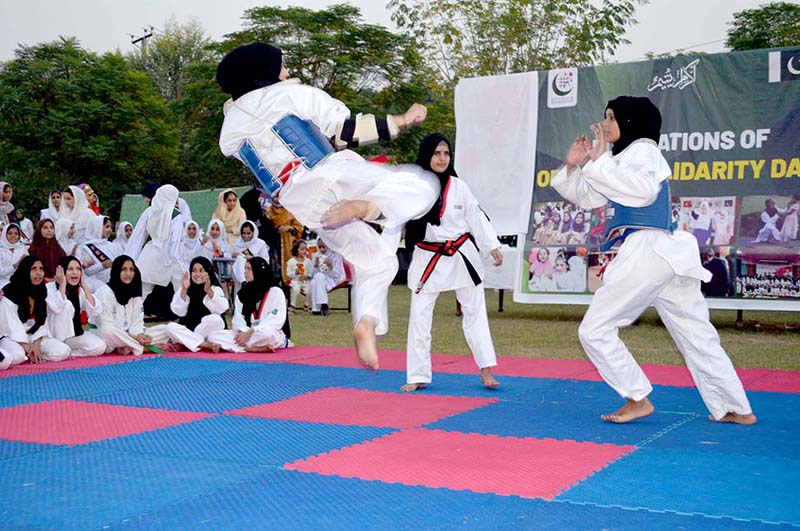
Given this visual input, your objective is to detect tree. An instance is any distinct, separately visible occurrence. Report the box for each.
[389,0,649,86]
[126,17,215,101]
[0,38,179,217]
[726,2,800,51]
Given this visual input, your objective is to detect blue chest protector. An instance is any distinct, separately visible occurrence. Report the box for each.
[237,115,335,197]
[602,180,675,251]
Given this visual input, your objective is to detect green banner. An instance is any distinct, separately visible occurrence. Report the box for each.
[520,47,800,310]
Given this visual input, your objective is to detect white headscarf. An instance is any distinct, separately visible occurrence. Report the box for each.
[0,222,26,251]
[55,218,77,255]
[115,221,132,246]
[83,215,109,244]
[234,220,269,257]
[180,220,203,266]
[59,185,96,240]
[44,191,62,221]
[204,219,229,256]
[147,185,179,242]
[0,182,13,217]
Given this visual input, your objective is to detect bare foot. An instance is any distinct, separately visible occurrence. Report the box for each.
[247,345,275,353]
[709,412,757,425]
[601,398,654,423]
[353,316,379,370]
[400,382,428,392]
[199,341,220,353]
[480,368,500,389]
[116,347,133,356]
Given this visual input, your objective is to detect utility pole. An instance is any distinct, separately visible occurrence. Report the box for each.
[130,26,154,53]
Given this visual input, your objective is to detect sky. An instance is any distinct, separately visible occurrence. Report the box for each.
[0,0,795,65]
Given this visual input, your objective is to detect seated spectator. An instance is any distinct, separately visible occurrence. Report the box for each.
[146,257,227,352]
[286,239,312,314]
[45,256,106,357]
[209,257,290,352]
[92,256,151,355]
[309,238,346,316]
[28,220,66,281]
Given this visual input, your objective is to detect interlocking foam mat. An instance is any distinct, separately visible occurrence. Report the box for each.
[0,348,798,529]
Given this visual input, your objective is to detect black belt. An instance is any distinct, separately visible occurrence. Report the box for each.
[414,233,481,294]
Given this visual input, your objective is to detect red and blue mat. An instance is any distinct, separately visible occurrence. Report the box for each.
[1,347,798,529]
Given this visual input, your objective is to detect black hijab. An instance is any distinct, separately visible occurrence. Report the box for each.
[217,43,284,101]
[107,255,142,306]
[3,255,48,334]
[180,257,221,331]
[605,96,662,156]
[405,133,457,252]
[56,255,84,337]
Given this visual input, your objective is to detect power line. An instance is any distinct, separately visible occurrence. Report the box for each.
[630,38,727,61]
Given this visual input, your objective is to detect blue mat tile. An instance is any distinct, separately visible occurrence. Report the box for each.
[0,439,58,461]
[73,356,256,380]
[107,469,788,530]
[0,371,156,401]
[0,392,49,409]
[93,415,394,466]
[84,378,320,413]
[195,362,374,389]
[0,446,260,529]
[558,447,800,525]
[349,369,535,398]
[428,380,691,446]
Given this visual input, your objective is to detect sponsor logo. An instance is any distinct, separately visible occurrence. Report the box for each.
[647,59,700,92]
[768,50,800,83]
[547,68,578,108]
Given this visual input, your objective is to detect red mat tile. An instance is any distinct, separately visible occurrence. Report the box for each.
[745,369,800,393]
[493,357,599,379]
[0,400,213,445]
[286,428,635,499]
[226,388,497,428]
[288,348,408,371]
[164,346,355,364]
[0,354,154,379]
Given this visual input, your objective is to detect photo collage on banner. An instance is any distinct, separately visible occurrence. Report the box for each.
[516,46,800,308]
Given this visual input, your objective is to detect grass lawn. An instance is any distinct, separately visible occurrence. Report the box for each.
[289,285,800,371]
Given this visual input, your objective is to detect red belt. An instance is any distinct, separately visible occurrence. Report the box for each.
[414,233,480,293]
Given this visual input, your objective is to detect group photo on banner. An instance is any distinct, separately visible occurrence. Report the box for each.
[460,46,800,311]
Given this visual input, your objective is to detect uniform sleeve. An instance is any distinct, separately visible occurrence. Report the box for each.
[549,166,609,209]
[203,286,229,315]
[93,285,115,327]
[129,297,145,335]
[580,143,664,208]
[231,297,248,332]
[79,246,104,277]
[80,288,102,317]
[170,288,189,317]
[254,287,286,333]
[462,183,500,257]
[293,85,351,138]
[125,209,151,260]
[46,284,69,313]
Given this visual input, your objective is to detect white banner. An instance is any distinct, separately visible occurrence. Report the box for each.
[454,72,539,236]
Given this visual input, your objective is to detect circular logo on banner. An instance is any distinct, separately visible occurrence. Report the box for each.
[788,56,800,75]
[552,71,575,96]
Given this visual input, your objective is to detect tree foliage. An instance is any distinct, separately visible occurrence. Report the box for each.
[726,2,800,51]
[0,38,179,217]
[126,17,215,101]
[389,0,648,86]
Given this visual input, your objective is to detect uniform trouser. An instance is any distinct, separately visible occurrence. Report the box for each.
[577,244,752,420]
[406,283,497,384]
[142,266,185,303]
[147,315,225,352]
[98,324,144,355]
[318,222,398,336]
[0,337,28,370]
[208,328,287,353]
[64,332,107,357]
